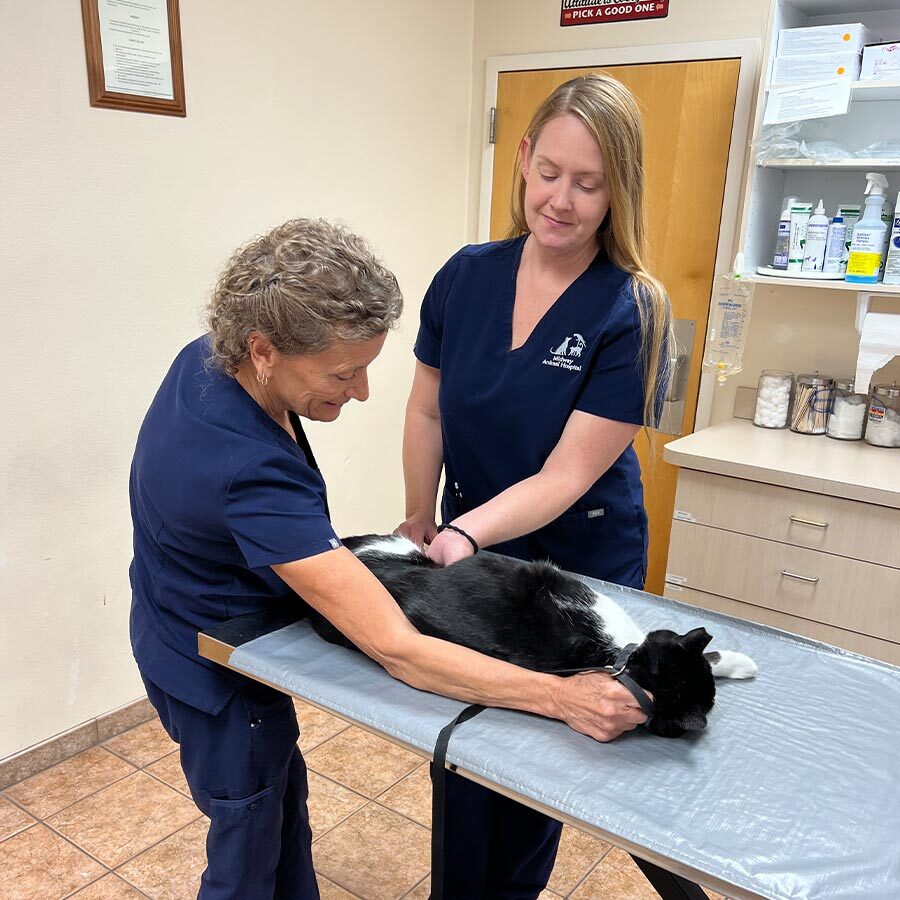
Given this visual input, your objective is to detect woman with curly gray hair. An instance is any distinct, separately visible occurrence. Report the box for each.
[130,217,647,899]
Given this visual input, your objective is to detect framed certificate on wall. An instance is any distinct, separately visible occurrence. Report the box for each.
[80,0,186,117]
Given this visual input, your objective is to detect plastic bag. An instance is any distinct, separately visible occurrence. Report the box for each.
[799,140,853,161]
[754,122,802,162]
[856,139,900,159]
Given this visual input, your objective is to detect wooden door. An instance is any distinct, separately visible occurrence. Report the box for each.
[489,61,740,593]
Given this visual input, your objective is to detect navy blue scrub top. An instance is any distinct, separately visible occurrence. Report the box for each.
[414,236,653,587]
[129,335,341,715]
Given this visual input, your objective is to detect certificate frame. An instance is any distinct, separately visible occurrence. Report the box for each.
[80,0,186,117]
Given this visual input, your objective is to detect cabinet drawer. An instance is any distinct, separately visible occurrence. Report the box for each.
[663,583,900,666]
[673,470,899,569]
[666,520,900,643]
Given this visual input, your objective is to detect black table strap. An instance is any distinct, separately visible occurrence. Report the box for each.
[430,703,486,900]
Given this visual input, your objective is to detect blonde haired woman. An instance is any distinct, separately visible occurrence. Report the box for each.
[397,74,672,898]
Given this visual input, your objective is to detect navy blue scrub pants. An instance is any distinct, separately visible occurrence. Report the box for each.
[143,677,318,900]
[440,772,563,899]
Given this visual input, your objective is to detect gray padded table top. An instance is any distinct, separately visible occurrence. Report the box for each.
[217,575,900,900]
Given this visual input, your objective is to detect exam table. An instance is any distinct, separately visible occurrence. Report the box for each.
[199,570,900,900]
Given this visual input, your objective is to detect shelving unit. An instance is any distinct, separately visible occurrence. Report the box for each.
[738,0,900,293]
[749,274,900,293]
[767,79,900,101]
[758,158,900,170]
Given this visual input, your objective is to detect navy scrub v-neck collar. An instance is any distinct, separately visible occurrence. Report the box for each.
[503,234,605,357]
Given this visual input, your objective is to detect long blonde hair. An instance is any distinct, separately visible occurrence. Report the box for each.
[508,73,672,432]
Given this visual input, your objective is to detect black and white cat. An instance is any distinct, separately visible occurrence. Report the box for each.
[311,534,757,738]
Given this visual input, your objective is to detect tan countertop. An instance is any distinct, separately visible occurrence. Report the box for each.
[664,419,900,510]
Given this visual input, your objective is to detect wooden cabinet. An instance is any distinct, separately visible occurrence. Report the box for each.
[665,468,900,666]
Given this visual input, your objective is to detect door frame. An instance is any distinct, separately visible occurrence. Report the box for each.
[478,40,760,431]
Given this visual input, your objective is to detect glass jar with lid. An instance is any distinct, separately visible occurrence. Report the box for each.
[826,377,867,440]
[753,370,794,429]
[864,383,900,448]
[790,373,834,435]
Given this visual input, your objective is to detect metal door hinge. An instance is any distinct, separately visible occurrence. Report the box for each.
[489,107,497,144]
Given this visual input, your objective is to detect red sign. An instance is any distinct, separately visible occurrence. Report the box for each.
[560,0,669,26]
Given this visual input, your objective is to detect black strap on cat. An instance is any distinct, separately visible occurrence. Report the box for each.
[550,644,656,720]
[429,644,653,899]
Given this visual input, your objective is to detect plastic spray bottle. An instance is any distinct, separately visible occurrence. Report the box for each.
[846,173,890,283]
[802,199,829,272]
[884,191,900,286]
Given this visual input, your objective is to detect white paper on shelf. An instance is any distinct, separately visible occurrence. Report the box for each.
[856,312,900,394]
[763,79,852,125]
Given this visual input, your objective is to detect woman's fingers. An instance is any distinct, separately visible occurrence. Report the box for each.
[556,672,650,742]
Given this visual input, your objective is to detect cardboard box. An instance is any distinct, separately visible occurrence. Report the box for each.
[772,52,862,83]
[778,23,872,57]
[860,41,900,80]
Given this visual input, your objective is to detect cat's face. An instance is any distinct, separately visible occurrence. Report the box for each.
[625,628,717,738]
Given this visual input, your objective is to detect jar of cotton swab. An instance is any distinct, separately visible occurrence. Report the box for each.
[753,370,794,429]
[790,373,834,435]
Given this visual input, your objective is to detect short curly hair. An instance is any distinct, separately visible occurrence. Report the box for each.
[206,218,403,373]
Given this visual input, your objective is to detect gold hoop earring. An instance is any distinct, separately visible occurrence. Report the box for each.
[256,371,269,387]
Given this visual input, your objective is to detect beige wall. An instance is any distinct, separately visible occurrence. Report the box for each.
[0,0,474,760]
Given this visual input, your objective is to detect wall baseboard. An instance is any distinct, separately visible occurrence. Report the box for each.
[0,697,154,790]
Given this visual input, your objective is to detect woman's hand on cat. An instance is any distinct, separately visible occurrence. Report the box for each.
[394,515,438,549]
[554,672,651,742]
[425,529,475,566]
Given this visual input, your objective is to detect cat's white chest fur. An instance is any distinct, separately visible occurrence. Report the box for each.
[590,590,646,648]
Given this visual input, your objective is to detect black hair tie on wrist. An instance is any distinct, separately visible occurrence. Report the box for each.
[436,523,479,555]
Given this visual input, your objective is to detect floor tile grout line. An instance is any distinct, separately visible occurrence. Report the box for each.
[369,798,430,832]
[62,870,155,900]
[299,723,352,754]
[141,765,194,800]
[40,797,204,874]
[317,872,367,899]
[306,760,422,805]
[0,790,40,823]
[311,798,373,845]
[109,810,207,871]
[559,841,614,898]
[305,768,372,804]
[101,741,174,770]
[3,762,140,823]
[399,872,429,898]
[27,815,116,876]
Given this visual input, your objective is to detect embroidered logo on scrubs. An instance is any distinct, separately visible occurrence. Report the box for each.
[542,333,586,371]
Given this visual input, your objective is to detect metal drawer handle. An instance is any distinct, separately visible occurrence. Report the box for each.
[789,515,828,529]
[781,570,819,584]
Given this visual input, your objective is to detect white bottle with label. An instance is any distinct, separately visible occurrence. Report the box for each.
[846,173,889,284]
[823,212,846,274]
[772,196,797,270]
[787,203,812,273]
[802,199,829,272]
[884,191,900,286]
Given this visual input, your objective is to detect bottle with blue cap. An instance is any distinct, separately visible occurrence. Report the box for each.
[846,173,889,284]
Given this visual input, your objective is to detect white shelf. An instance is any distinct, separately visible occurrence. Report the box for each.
[749,274,900,295]
[766,80,900,102]
[851,80,900,103]
[758,158,900,171]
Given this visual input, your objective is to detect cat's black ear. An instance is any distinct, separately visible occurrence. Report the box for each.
[680,628,712,653]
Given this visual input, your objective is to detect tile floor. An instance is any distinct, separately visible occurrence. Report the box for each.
[0,701,725,899]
